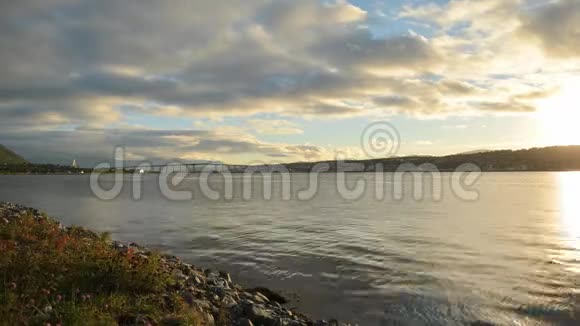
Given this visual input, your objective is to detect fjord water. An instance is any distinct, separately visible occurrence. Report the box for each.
[0,173,579,325]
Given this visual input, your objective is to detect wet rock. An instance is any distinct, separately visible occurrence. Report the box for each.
[245,287,288,304]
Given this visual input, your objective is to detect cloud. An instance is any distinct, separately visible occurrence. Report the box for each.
[373,96,418,109]
[518,0,580,58]
[513,87,559,101]
[474,101,535,113]
[247,119,303,135]
[0,0,576,163]
[401,0,522,31]
[0,126,330,166]
[0,0,500,126]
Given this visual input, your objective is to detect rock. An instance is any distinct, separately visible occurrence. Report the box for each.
[210,286,226,298]
[192,299,212,311]
[138,254,149,260]
[222,295,237,308]
[205,313,215,325]
[255,292,270,303]
[2,218,9,224]
[245,287,288,304]
[245,304,277,326]
[277,318,294,326]
[238,318,254,326]
[219,271,232,283]
[253,294,267,304]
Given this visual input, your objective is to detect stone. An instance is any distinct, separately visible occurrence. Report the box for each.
[222,295,237,308]
[219,271,232,283]
[192,299,211,310]
[210,286,225,297]
[246,304,277,326]
[253,294,267,304]
[255,292,270,303]
[205,313,215,325]
[238,318,254,326]
[245,287,288,304]
[172,269,188,281]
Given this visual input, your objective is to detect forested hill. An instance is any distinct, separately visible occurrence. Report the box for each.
[279,146,580,172]
[0,145,27,164]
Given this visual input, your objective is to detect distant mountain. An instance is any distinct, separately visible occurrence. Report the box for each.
[233,145,580,172]
[457,149,492,155]
[0,145,27,164]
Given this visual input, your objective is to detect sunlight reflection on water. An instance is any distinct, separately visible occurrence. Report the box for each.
[558,172,580,273]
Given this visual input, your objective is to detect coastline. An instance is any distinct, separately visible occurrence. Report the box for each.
[0,202,348,326]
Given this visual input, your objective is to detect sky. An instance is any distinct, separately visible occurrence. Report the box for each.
[1,0,579,166]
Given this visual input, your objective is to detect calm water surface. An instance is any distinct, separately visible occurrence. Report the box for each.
[0,172,579,325]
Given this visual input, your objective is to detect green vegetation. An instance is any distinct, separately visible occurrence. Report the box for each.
[0,164,91,175]
[0,145,27,165]
[0,212,207,325]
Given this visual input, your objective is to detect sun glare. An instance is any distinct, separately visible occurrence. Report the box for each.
[557,172,580,272]
[537,79,580,146]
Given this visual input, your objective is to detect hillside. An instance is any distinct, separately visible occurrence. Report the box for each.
[245,145,580,173]
[0,145,27,164]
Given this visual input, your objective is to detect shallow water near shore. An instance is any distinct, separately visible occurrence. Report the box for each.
[1,172,579,325]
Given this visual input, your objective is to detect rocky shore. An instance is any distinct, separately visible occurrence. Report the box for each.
[0,202,350,326]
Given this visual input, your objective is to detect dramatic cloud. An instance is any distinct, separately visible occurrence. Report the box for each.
[0,0,576,163]
[518,0,580,58]
[0,127,333,166]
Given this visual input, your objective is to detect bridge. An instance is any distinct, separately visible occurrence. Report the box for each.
[121,162,248,173]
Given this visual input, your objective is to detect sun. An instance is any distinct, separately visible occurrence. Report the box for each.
[537,78,580,146]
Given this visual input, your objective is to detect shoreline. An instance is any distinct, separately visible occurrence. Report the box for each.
[0,202,349,326]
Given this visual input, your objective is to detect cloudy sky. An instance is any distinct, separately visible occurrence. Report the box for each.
[1,0,579,166]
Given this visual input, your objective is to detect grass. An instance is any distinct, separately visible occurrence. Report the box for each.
[0,212,208,325]
[0,144,27,165]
